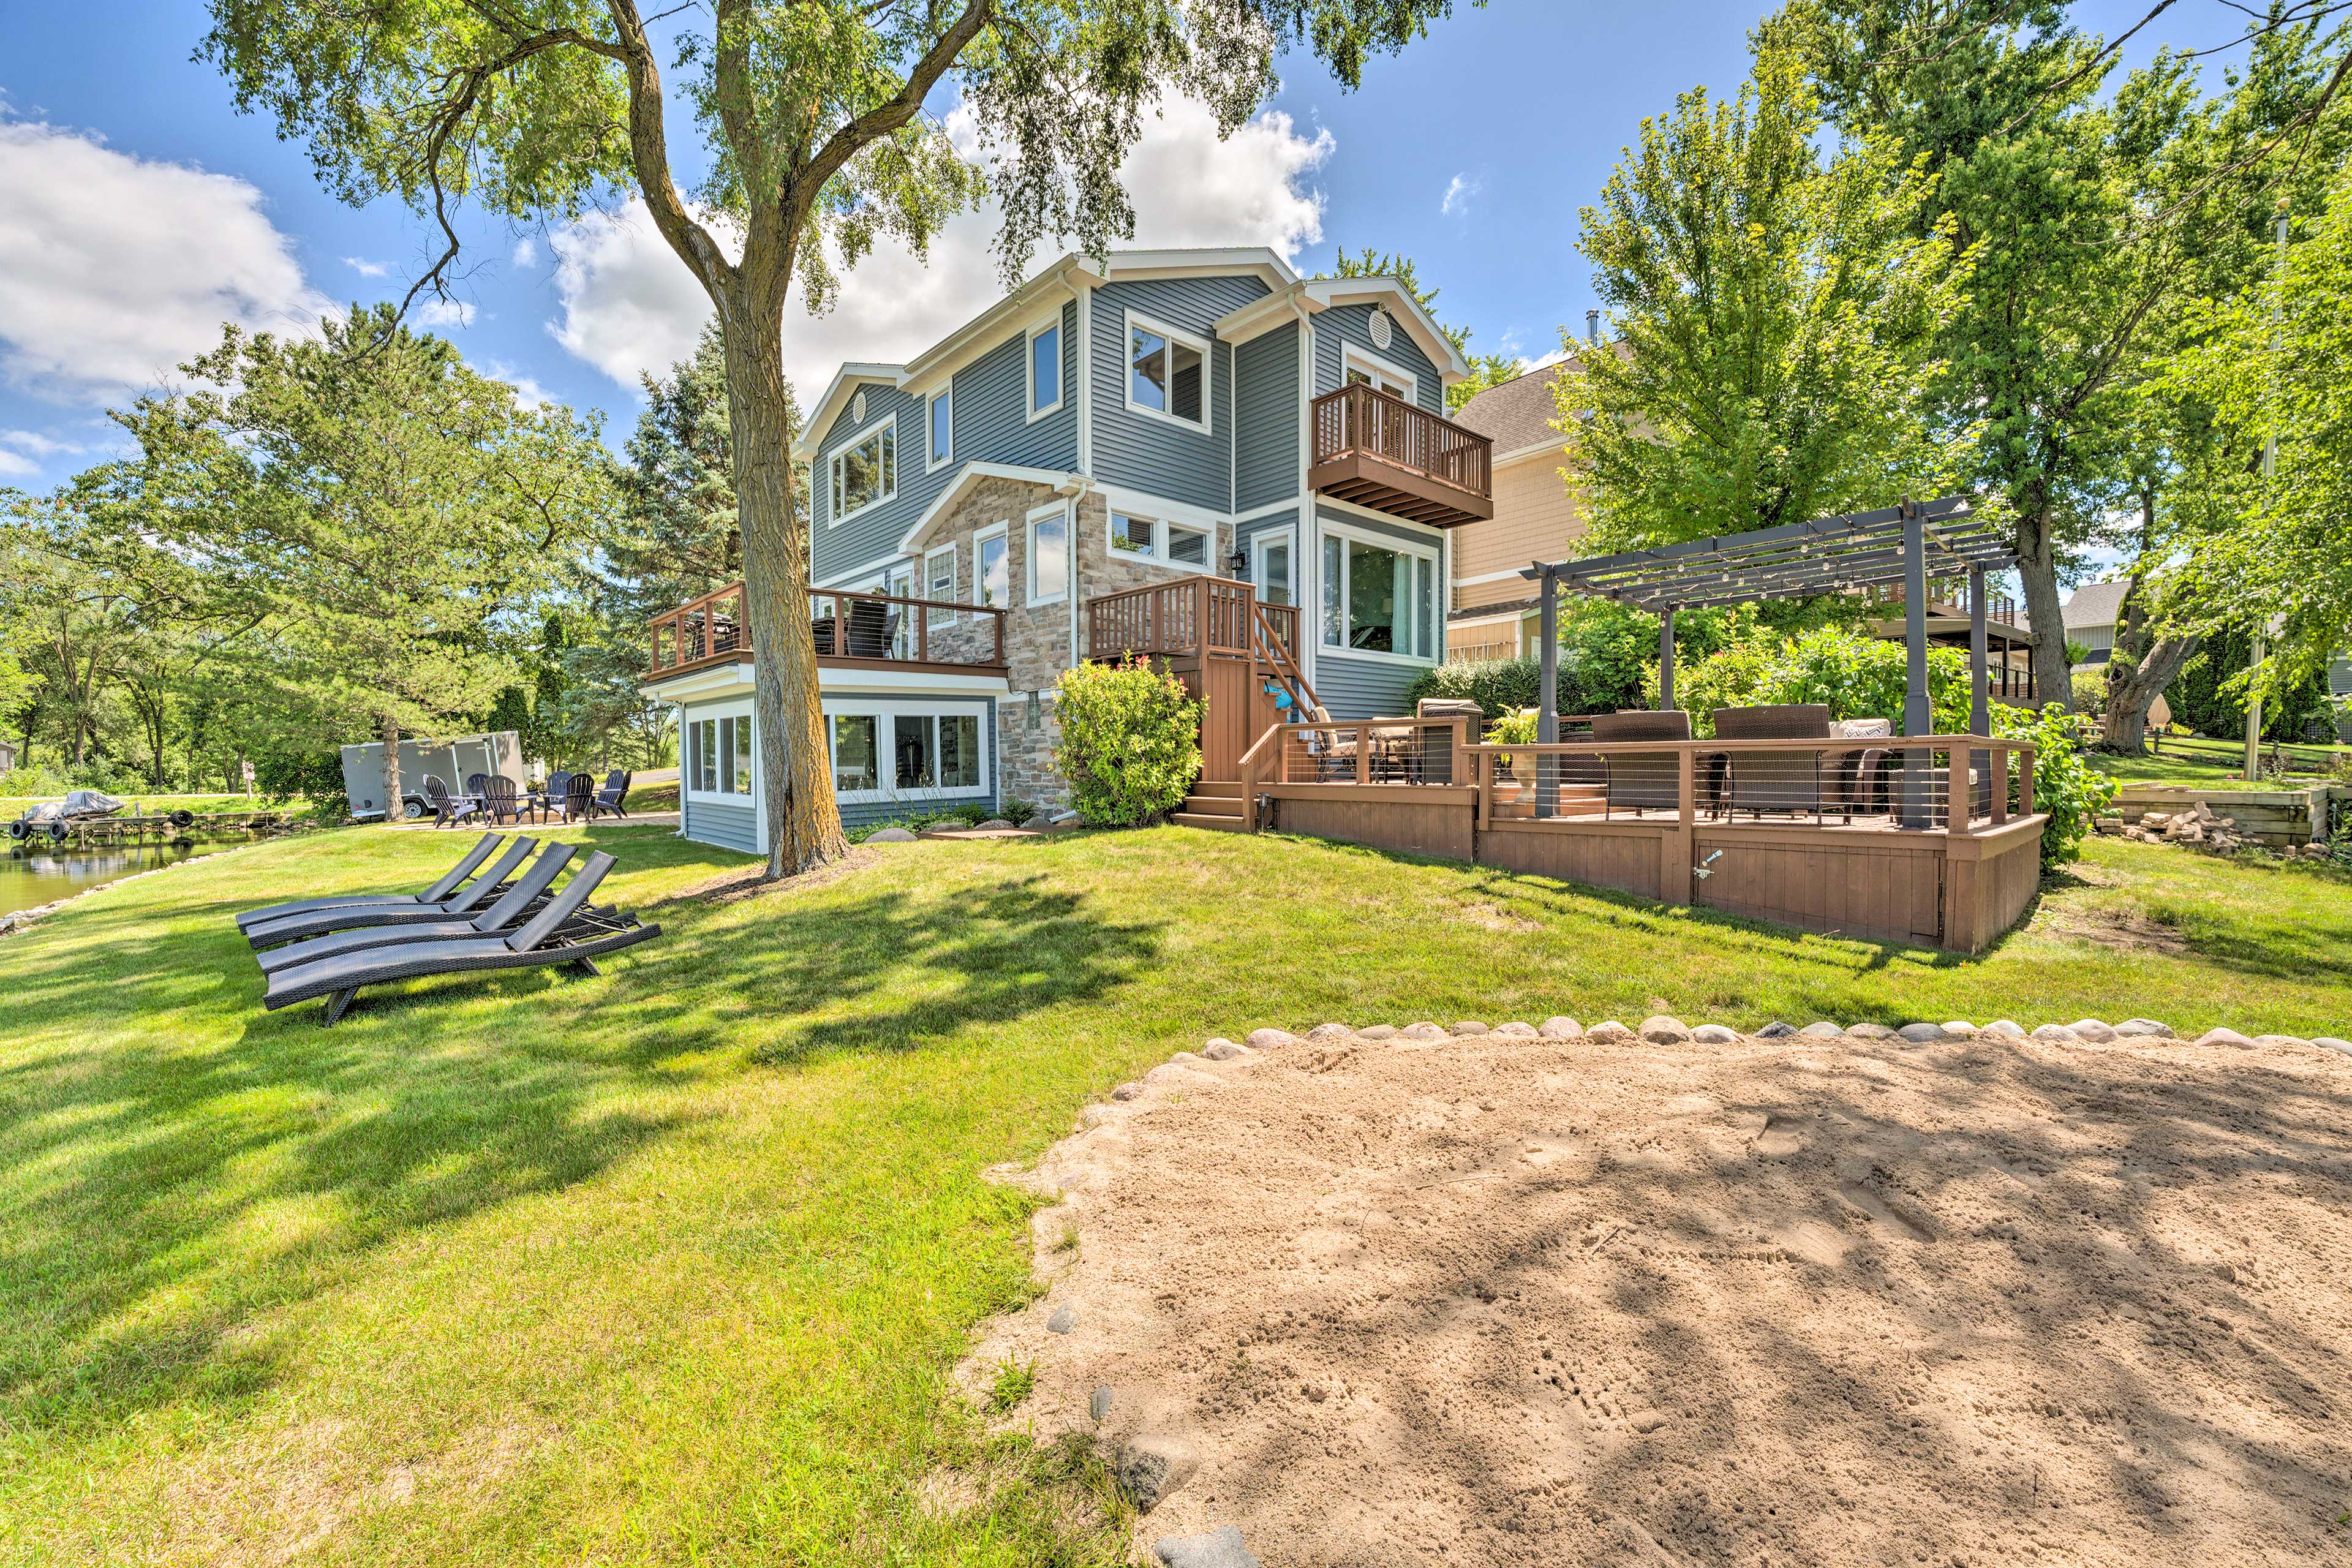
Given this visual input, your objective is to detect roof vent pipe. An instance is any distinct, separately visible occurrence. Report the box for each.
[1586,309,1600,344]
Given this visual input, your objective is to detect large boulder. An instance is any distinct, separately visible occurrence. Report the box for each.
[1639,1016,1692,1044]
[1540,1016,1584,1040]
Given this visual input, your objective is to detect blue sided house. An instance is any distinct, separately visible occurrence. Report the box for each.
[641,247,1495,853]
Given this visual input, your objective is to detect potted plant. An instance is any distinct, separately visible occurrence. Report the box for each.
[1485,709,1539,804]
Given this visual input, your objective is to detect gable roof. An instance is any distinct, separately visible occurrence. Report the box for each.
[792,248,1306,460]
[1215,276,1475,382]
[2062,579,2133,632]
[1452,360,1580,459]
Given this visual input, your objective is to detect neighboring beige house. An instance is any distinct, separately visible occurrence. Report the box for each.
[1443,358,1586,661]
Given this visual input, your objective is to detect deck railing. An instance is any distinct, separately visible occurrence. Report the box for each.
[1310,384,1493,502]
[646,579,1008,676]
[1234,722,2037,836]
[1086,576,1298,663]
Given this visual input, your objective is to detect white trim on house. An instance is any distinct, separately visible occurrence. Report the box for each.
[1076,280,1095,474]
[826,412,899,529]
[1494,437,1567,467]
[1025,502,1071,607]
[1088,480,1227,533]
[794,362,906,462]
[1316,514,1442,666]
[1027,312,1066,423]
[820,666,1011,696]
[1121,309,1212,432]
[1213,276,1472,382]
[1340,344,1420,404]
[681,700,756,804]
[1251,526,1297,611]
[894,462,1074,556]
[1453,565,1529,589]
[1106,510,1217,575]
[925,385,953,472]
[641,662,753,704]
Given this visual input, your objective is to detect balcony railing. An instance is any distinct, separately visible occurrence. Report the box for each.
[1086,575,1298,663]
[1308,384,1494,527]
[646,580,1008,679]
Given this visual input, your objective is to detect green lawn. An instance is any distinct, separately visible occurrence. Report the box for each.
[2087,732,2350,791]
[2,823,2348,1564]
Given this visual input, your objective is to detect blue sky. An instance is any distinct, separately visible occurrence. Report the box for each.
[0,0,2215,495]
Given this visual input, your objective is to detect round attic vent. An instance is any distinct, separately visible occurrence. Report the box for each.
[1368,308,1393,350]
[853,390,869,424]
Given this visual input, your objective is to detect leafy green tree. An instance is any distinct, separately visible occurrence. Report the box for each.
[201,0,1471,877]
[108,306,615,818]
[1564,46,1972,552]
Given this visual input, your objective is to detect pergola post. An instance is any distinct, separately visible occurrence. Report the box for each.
[1659,606,1676,710]
[1536,566,1559,818]
[1969,565,1990,828]
[1901,502,1931,827]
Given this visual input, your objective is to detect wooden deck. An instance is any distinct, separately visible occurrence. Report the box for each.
[1226,720,2046,952]
[1086,576,1313,784]
[644,580,1009,684]
[1308,385,1493,527]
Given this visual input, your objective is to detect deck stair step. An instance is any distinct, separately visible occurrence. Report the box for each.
[1179,793,1246,818]
[1189,779,1246,799]
[1172,810,1250,832]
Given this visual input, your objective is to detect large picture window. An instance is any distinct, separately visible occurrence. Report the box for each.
[1126,313,1208,429]
[825,703,989,798]
[1319,526,1438,660]
[827,416,895,524]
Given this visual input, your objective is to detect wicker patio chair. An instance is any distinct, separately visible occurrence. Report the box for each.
[1593,709,1691,818]
[261,851,662,1026]
[235,832,504,930]
[1713,704,1834,823]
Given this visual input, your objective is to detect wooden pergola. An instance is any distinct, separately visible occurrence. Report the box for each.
[1523,494,2021,823]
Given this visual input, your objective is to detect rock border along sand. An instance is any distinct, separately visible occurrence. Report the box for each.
[957,1009,2350,1562]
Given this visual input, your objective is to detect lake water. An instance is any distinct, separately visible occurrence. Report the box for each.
[2,842,195,919]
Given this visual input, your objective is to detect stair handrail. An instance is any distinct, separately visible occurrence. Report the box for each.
[1233,719,1291,832]
[1250,601,1329,723]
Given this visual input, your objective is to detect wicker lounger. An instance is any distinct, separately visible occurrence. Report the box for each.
[243,835,541,950]
[262,851,662,1025]
[235,832,505,930]
[255,842,581,975]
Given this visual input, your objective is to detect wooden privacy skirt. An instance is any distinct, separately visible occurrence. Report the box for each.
[1260,784,2047,952]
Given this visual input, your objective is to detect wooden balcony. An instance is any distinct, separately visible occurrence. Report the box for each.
[1085,575,1297,663]
[645,580,1009,683]
[1309,384,1494,528]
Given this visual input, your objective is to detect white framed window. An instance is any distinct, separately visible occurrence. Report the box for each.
[1027,315,1063,421]
[924,542,957,628]
[1125,311,1210,430]
[973,521,1011,609]
[1027,504,1069,605]
[1107,511,1217,574]
[1253,530,1294,606]
[826,413,897,526]
[1342,346,1419,405]
[824,698,993,801]
[1318,521,1438,662]
[926,386,952,470]
[684,704,755,799]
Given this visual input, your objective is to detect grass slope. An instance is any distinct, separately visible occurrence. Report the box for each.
[2086,733,2350,791]
[1,823,2347,1564]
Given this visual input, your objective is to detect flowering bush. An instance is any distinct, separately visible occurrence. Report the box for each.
[1995,701,2118,871]
[1050,658,1203,827]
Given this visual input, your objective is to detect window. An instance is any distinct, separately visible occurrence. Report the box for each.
[1027,507,1069,604]
[686,712,755,796]
[927,387,952,469]
[887,712,982,791]
[831,714,879,792]
[1126,313,1208,429]
[924,543,957,628]
[827,416,896,524]
[974,522,1011,609]
[1107,512,1217,573]
[1253,534,1292,606]
[1028,317,1061,418]
[1109,513,1156,559]
[1319,526,1438,661]
[939,714,982,789]
[893,714,934,790]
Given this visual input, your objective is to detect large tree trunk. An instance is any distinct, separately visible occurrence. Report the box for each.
[721,288,847,879]
[2015,499,2073,712]
[2101,634,2197,750]
[380,714,403,824]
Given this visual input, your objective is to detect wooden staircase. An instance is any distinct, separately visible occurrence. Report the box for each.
[1172,778,1251,832]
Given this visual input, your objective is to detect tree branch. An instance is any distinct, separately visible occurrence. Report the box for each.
[604,0,741,301]
[798,0,993,202]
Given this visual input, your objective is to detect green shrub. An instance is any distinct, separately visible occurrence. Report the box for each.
[1996,701,2118,871]
[1406,658,1540,720]
[2070,668,2108,717]
[1050,658,1203,827]
[1664,626,1972,736]
[254,747,350,822]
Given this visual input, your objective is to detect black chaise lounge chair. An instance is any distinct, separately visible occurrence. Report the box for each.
[254,842,581,975]
[235,832,505,931]
[243,835,540,950]
[262,851,661,1025]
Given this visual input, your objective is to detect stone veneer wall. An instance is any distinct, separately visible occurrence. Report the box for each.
[908,482,1232,810]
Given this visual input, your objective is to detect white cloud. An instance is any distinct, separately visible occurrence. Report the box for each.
[486,361,553,410]
[547,97,1332,401]
[414,297,477,330]
[511,236,538,268]
[1441,172,1481,218]
[345,256,389,278]
[0,448,36,478]
[0,119,331,401]
[1,429,78,458]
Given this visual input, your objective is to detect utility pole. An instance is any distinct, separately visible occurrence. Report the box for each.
[2248,204,2288,780]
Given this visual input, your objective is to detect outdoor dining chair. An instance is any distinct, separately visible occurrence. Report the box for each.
[845,596,893,658]
[592,770,631,819]
[1713,704,1834,823]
